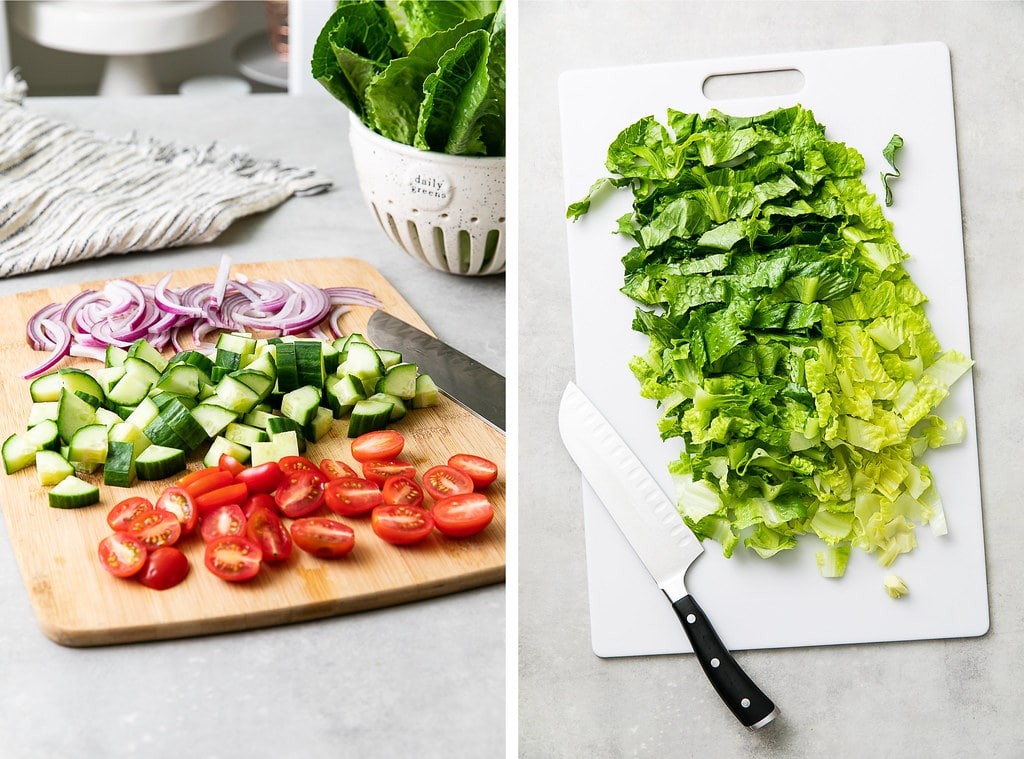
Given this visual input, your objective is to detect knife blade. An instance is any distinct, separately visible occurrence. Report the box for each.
[366,310,505,432]
[558,381,778,730]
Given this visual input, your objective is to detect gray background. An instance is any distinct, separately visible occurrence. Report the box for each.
[519,1,1023,756]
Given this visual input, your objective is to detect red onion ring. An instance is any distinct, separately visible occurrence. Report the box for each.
[21,256,383,378]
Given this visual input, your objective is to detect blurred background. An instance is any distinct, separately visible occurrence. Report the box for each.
[0,0,339,97]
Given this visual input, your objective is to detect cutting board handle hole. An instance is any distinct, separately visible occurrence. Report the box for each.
[702,68,805,100]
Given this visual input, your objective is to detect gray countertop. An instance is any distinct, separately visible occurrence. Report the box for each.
[0,94,504,757]
[519,1,1023,756]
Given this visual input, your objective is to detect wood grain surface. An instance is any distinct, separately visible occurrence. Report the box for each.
[0,258,505,646]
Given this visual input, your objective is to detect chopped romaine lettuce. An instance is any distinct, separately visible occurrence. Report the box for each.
[570,105,972,577]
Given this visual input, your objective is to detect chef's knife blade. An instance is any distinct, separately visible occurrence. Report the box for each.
[366,310,505,432]
[558,382,778,730]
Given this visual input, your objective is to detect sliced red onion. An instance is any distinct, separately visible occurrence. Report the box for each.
[21,256,383,377]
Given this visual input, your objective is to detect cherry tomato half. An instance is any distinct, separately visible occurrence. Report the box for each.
[382,475,424,509]
[233,461,283,495]
[98,532,148,578]
[200,503,247,543]
[275,470,325,518]
[107,496,154,531]
[361,459,416,487]
[290,518,356,558]
[371,504,434,545]
[422,465,474,502]
[324,476,382,516]
[204,535,262,582]
[218,453,246,477]
[319,458,358,481]
[242,492,278,519]
[447,453,499,489]
[350,430,405,463]
[156,486,198,534]
[128,508,182,549]
[278,455,325,485]
[136,546,190,590]
[246,507,293,563]
[432,493,495,538]
[182,469,234,499]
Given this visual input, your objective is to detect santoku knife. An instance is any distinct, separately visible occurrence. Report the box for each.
[558,381,778,730]
[366,310,505,432]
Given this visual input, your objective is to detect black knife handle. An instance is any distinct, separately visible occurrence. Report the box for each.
[671,593,778,730]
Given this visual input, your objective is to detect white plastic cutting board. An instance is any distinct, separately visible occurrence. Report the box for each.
[559,42,987,657]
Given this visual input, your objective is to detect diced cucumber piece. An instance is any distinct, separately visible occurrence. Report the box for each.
[340,341,384,392]
[280,385,322,426]
[215,332,257,359]
[203,436,252,468]
[322,342,340,375]
[324,373,365,418]
[250,431,301,466]
[27,401,59,428]
[73,389,102,409]
[30,368,104,403]
[48,475,100,509]
[25,419,60,451]
[191,403,239,438]
[231,368,275,402]
[3,433,39,474]
[94,407,123,429]
[128,338,168,373]
[242,406,275,430]
[215,348,243,372]
[154,363,206,398]
[142,414,188,450]
[212,374,261,414]
[167,349,215,377]
[224,422,269,447]
[266,416,306,453]
[303,406,334,443]
[155,396,208,450]
[124,397,161,432]
[151,392,197,411]
[108,421,151,458]
[106,367,156,407]
[347,398,394,437]
[274,342,300,393]
[93,365,127,397]
[368,392,407,422]
[293,341,325,389]
[35,449,73,486]
[134,445,187,480]
[103,440,136,487]
[105,344,129,367]
[375,349,403,369]
[375,362,418,400]
[244,349,277,380]
[57,388,98,445]
[413,373,440,408]
[68,423,108,466]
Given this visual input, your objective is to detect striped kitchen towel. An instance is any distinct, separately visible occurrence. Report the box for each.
[0,72,332,278]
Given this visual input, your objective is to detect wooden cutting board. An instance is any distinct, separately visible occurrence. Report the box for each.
[560,42,986,656]
[0,257,505,646]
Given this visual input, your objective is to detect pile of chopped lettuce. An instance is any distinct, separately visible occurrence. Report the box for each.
[312,0,505,157]
[568,105,972,577]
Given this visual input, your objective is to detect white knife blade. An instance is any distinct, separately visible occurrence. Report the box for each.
[559,381,778,730]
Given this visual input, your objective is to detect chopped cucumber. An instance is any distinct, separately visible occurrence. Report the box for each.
[36,449,74,486]
[135,445,187,480]
[103,440,136,487]
[413,374,440,408]
[47,475,100,509]
[3,433,39,474]
[347,398,394,437]
[280,385,322,426]
[203,435,251,468]
[68,423,108,466]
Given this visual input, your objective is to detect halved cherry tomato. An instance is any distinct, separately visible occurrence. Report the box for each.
[183,469,234,499]
[200,503,247,543]
[218,453,246,477]
[290,518,356,558]
[107,496,154,531]
[319,458,358,481]
[233,461,283,495]
[176,466,220,490]
[324,476,382,516]
[382,475,424,508]
[246,507,293,563]
[447,453,499,489]
[156,486,198,534]
[204,535,262,581]
[432,493,495,538]
[128,508,182,549]
[279,455,325,485]
[242,492,278,519]
[194,482,249,515]
[361,459,416,486]
[137,546,190,590]
[422,465,474,501]
[275,470,325,518]
[350,429,405,462]
[371,504,434,545]
[98,532,148,578]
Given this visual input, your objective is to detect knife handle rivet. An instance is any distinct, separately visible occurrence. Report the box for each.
[686,613,696,624]
[741,698,751,709]
[710,658,720,668]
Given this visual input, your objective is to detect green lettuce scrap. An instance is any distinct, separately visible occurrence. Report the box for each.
[312,0,504,157]
[881,133,904,207]
[570,105,972,577]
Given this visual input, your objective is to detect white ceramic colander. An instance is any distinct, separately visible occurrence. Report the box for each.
[347,114,505,276]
